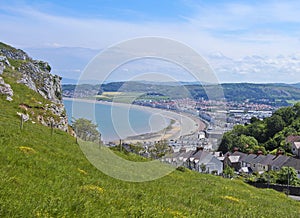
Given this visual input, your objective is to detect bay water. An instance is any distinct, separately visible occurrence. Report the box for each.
[63,99,170,141]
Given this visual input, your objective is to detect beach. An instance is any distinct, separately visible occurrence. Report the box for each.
[64,98,206,143]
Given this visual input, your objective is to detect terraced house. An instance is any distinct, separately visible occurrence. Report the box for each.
[224,151,300,178]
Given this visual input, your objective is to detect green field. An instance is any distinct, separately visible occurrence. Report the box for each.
[95,91,142,103]
[0,77,300,217]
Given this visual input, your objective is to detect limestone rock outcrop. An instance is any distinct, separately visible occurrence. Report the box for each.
[0,42,69,132]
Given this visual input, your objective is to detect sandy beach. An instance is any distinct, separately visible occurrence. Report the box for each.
[64,98,206,143]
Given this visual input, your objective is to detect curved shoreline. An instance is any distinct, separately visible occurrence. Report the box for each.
[63,98,206,143]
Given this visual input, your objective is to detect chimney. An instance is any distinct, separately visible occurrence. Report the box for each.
[257,150,263,155]
[276,150,283,156]
[233,147,239,152]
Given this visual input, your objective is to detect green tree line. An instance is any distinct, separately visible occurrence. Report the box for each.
[219,102,300,154]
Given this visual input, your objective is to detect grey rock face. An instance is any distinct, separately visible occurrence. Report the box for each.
[0,55,10,75]
[0,48,28,60]
[0,76,13,99]
[18,61,62,104]
[0,44,69,132]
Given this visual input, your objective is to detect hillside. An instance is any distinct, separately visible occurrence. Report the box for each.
[1,96,300,217]
[0,42,300,217]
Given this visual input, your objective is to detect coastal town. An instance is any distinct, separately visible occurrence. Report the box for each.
[117,96,275,152]
[105,96,300,191]
[62,83,300,190]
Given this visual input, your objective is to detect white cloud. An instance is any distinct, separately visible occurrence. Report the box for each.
[1,1,300,83]
[206,53,300,83]
[0,2,299,58]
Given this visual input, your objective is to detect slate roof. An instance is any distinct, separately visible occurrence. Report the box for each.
[251,155,267,164]
[270,155,291,168]
[260,154,276,165]
[286,135,300,144]
[190,150,213,163]
[242,154,257,163]
[284,158,300,171]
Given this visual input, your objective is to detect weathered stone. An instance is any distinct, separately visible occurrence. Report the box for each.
[0,48,28,60]
[0,76,13,97]
[17,112,30,122]
[6,96,13,101]
[0,55,11,66]
[0,64,4,75]
[18,62,62,104]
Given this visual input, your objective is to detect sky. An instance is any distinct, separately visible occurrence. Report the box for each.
[1,0,300,83]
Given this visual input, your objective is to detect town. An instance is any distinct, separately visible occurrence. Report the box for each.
[112,96,300,194]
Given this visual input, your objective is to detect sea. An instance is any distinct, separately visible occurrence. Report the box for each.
[63,99,170,141]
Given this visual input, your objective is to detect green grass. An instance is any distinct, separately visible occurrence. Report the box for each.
[0,81,300,217]
[0,42,19,52]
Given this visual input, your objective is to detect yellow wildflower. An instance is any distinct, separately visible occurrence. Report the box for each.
[77,168,88,175]
[221,195,240,203]
[81,185,104,194]
[18,146,36,154]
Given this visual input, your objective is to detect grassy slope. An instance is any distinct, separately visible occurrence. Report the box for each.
[1,81,300,217]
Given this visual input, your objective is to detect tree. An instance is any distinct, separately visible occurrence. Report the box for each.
[200,163,206,173]
[277,167,300,186]
[239,134,258,153]
[264,138,278,151]
[265,115,285,139]
[250,117,259,124]
[152,140,171,158]
[72,118,100,142]
[223,166,234,178]
[274,107,295,126]
[218,132,234,154]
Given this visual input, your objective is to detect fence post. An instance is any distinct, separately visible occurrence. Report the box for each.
[20,114,24,130]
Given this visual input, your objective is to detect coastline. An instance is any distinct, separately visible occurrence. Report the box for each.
[63,97,206,143]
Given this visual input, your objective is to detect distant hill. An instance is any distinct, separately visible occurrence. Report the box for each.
[63,81,300,106]
[290,82,300,89]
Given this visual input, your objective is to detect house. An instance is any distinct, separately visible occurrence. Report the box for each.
[259,154,276,171]
[223,151,247,172]
[283,158,300,178]
[286,135,300,144]
[249,154,268,173]
[240,154,256,173]
[268,154,291,171]
[292,142,300,157]
[162,147,223,174]
[187,148,223,174]
[162,149,193,167]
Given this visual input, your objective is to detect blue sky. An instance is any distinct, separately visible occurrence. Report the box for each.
[1,0,300,83]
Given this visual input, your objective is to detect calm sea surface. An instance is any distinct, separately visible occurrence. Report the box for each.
[63,99,170,141]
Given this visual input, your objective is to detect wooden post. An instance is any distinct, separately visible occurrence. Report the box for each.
[20,114,24,130]
[119,139,122,151]
[50,120,54,136]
